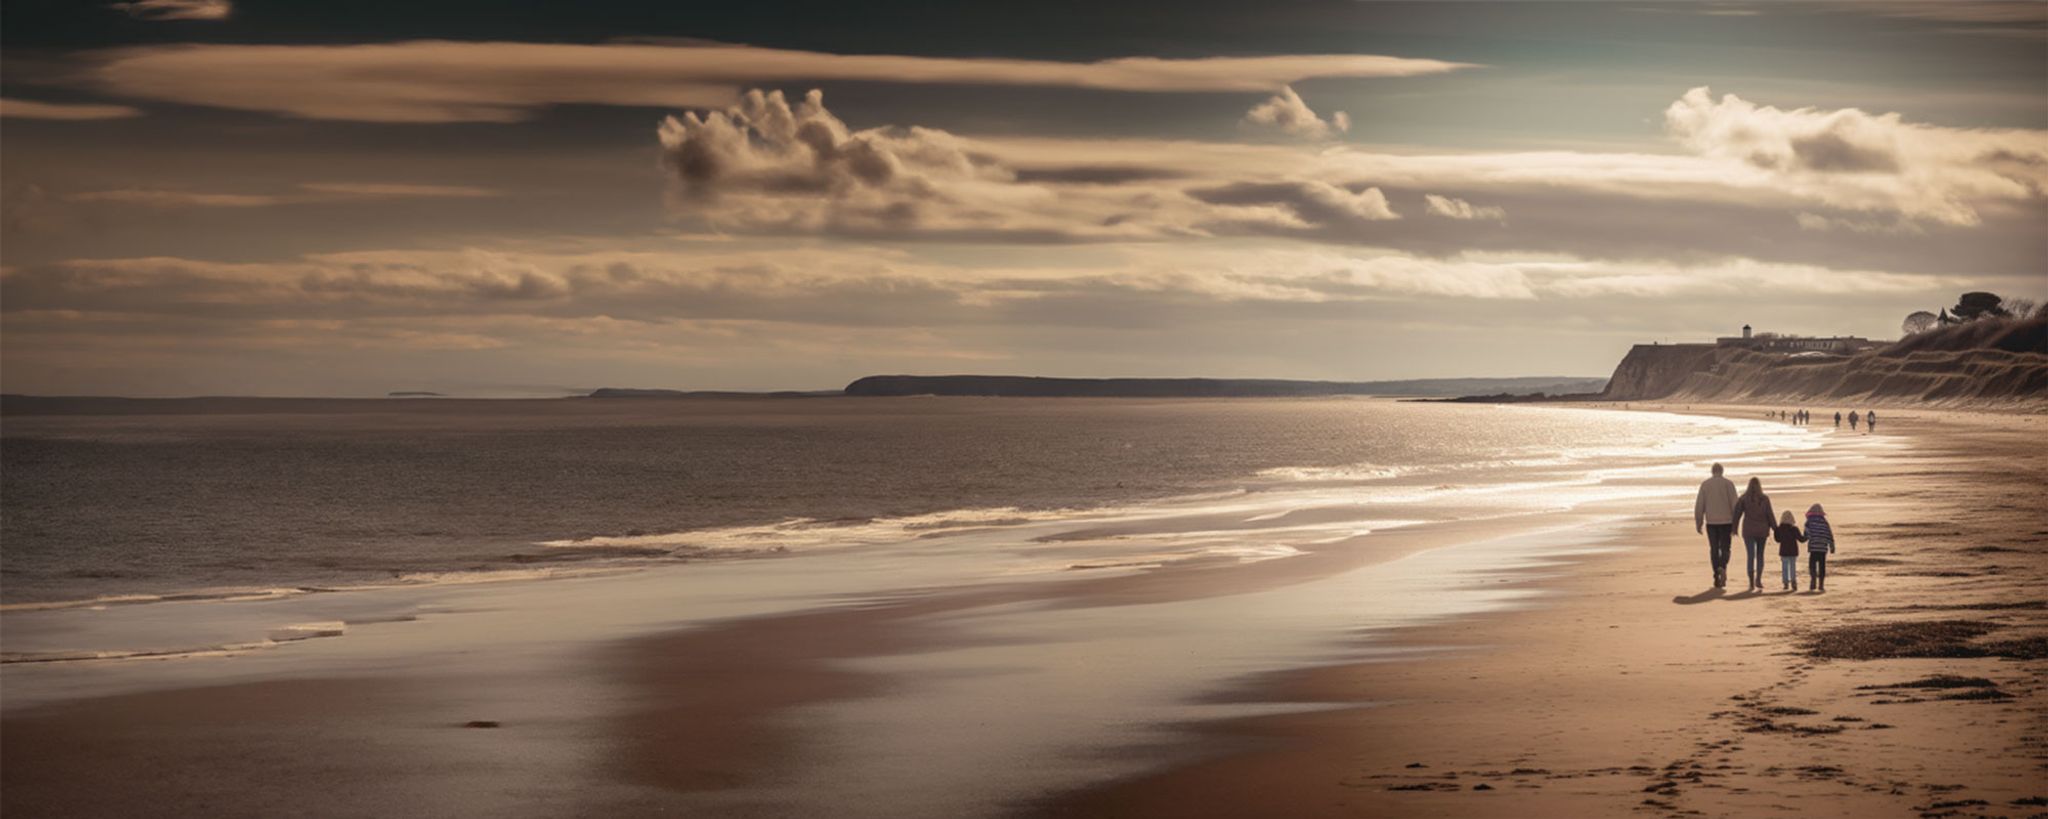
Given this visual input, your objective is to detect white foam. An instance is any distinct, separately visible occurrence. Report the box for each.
[266,621,347,642]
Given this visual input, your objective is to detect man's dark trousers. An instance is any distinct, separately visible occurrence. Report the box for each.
[1706,523,1734,584]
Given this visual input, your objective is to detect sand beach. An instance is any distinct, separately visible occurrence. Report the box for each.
[1050,406,2048,818]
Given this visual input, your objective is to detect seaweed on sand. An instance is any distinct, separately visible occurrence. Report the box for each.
[1856,675,1998,690]
[1801,620,2045,660]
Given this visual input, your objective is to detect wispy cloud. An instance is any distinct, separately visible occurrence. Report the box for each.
[65,183,502,208]
[110,0,230,21]
[82,41,1476,123]
[0,245,1959,328]
[0,97,142,121]
[1848,1,2045,24]
[2,241,2026,395]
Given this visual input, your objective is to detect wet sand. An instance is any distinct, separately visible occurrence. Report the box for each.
[1045,407,2048,817]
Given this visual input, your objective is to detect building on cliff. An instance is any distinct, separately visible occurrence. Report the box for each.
[1713,325,1875,353]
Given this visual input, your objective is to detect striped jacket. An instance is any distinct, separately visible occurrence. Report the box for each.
[1805,516,1835,553]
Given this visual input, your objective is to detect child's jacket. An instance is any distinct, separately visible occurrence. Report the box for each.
[1772,523,1806,557]
[1805,515,1835,553]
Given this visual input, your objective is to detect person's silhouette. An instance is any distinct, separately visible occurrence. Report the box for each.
[1694,463,1739,588]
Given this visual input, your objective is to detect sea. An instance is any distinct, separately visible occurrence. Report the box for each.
[2,396,1810,610]
[3,396,1845,816]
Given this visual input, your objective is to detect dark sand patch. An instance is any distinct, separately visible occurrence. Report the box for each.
[1885,600,2047,612]
[1856,675,1999,690]
[1936,689,2015,702]
[1832,557,1910,567]
[1802,620,2045,660]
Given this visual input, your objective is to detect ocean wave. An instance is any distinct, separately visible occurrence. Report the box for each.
[1,620,347,665]
[537,504,1145,555]
[0,566,633,614]
[1251,463,1420,483]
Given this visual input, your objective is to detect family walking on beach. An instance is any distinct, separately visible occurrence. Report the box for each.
[1694,463,1836,592]
[1774,408,1875,432]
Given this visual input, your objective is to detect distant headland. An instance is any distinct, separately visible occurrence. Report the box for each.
[576,376,1608,399]
[833,375,1609,398]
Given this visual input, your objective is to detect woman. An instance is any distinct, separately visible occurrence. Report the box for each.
[1732,476,1776,592]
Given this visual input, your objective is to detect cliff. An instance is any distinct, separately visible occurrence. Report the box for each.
[1596,316,2048,409]
[1597,344,1721,401]
[842,375,1610,398]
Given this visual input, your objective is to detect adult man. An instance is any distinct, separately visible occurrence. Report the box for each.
[1694,462,1739,588]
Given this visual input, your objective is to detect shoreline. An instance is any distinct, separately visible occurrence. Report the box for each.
[1043,405,2048,817]
[5,403,2035,817]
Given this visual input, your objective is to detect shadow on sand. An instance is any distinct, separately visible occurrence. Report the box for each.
[1672,588,1770,605]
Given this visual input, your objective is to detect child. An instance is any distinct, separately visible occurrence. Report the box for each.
[1773,510,1805,591]
[1805,503,1836,592]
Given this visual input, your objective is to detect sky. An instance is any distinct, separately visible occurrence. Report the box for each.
[2,0,2044,397]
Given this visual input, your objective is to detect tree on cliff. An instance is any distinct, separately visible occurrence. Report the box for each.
[1902,311,1939,335]
[1952,292,2009,321]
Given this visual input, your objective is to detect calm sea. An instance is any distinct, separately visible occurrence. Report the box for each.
[2,396,1786,606]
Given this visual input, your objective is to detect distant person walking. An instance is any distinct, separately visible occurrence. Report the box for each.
[1866,410,1878,433]
[1733,477,1776,592]
[1774,510,1805,591]
[1834,411,1842,429]
[1694,463,1740,588]
[1849,411,1860,430]
[1805,504,1836,592]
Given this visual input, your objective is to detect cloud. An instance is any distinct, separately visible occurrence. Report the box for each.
[1793,212,1924,235]
[0,248,968,325]
[1628,4,1763,16]
[658,89,1065,236]
[68,189,283,208]
[295,183,501,199]
[1813,2,2046,38]
[0,245,1946,325]
[7,241,2034,396]
[635,87,2043,273]
[1189,181,1399,228]
[1242,86,1350,139]
[656,88,1307,241]
[1664,87,2048,224]
[64,183,502,208]
[1667,87,1900,173]
[1423,194,1505,221]
[0,97,142,120]
[81,41,1473,123]
[1846,1,2045,24]
[110,0,229,20]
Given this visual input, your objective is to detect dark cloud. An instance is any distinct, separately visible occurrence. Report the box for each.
[1788,130,1900,173]
[1011,165,1187,185]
